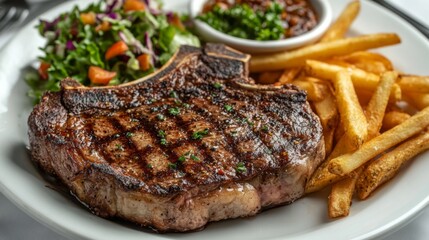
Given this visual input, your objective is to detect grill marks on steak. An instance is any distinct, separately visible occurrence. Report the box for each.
[28,44,324,231]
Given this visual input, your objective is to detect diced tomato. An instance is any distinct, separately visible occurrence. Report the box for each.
[38,62,50,80]
[137,54,151,71]
[123,0,146,12]
[95,21,111,32]
[105,41,129,60]
[88,66,117,85]
[80,12,96,25]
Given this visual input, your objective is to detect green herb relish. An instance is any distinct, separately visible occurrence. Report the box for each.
[198,0,318,41]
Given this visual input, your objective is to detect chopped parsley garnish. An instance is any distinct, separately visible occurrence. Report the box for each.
[170,91,178,98]
[236,162,247,173]
[192,129,209,140]
[147,163,153,169]
[115,144,124,151]
[178,155,186,162]
[183,103,190,109]
[126,132,133,138]
[158,130,167,145]
[157,114,165,121]
[178,151,192,163]
[158,130,166,138]
[168,163,177,169]
[213,82,222,89]
[190,154,200,161]
[224,104,233,112]
[168,107,180,116]
[261,125,269,132]
[244,118,254,126]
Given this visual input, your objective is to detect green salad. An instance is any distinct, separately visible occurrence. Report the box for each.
[26,0,200,103]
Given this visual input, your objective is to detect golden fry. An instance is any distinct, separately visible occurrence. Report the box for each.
[382,111,411,132]
[305,60,402,102]
[398,75,429,93]
[328,167,363,218]
[328,106,429,176]
[333,71,368,148]
[250,33,401,72]
[320,1,361,42]
[365,71,398,138]
[327,71,396,216]
[356,132,429,200]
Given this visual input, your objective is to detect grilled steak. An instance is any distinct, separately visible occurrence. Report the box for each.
[28,44,324,232]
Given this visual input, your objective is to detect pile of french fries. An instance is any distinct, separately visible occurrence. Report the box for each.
[250,1,429,218]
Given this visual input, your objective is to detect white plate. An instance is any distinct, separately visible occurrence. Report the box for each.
[0,0,428,239]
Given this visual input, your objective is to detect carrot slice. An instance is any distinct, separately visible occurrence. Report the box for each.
[80,12,96,25]
[137,54,151,71]
[38,62,50,80]
[105,41,129,60]
[88,66,117,85]
[123,0,146,12]
[95,21,111,32]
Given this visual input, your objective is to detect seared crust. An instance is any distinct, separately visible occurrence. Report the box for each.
[28,44,324,231]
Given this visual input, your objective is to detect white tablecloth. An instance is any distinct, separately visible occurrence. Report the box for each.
[0,0,428,239]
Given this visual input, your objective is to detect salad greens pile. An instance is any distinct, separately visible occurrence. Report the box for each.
[197,2,284,41]
[26,0,200,103]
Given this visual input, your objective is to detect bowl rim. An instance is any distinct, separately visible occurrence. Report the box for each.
[189,0,333,51]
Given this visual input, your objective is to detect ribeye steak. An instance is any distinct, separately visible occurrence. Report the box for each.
[28,44,325,232]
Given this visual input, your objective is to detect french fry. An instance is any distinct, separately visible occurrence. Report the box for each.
[328,167,363,218]
[328,106,429,176]
[404,93,429,110]
[382,111,411,132]
[305,60,402,102]
[275,67,302,85]
[292,79,324,102]
[356,132,429,200]
[333,71,368,148]
[398,75,429,93]
[250,33,401,72]
[320,1,361,42]
[365,71,398,138]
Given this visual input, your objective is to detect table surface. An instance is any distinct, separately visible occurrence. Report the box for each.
[1,0,428,239]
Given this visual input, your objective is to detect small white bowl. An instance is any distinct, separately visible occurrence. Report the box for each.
[189,0,332,53]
